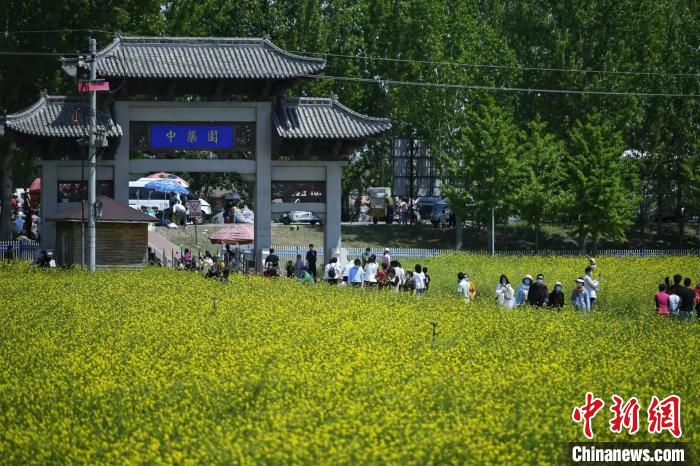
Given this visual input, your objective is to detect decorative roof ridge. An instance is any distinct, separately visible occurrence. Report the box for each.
[7,95,84,121]
[283,97,392,123]
[104,35,325,66]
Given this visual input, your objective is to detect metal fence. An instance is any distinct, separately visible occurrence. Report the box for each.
[0,240,41,262]
[271,246,699,263]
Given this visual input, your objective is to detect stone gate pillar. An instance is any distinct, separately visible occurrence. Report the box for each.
[254,102,272,271]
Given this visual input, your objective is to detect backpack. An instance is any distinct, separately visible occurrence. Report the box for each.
[503,285,513,301]
[328,264,337,279]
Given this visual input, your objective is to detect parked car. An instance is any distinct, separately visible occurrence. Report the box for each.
[277,210,322,225]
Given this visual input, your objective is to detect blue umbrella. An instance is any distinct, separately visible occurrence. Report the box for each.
[144,179,190,224]
[144,179,190,194]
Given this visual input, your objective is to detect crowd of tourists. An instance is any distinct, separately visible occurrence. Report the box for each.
[148,246,236,282]
[654,274,700,320]
[483,260,601,311]
[264,246,433,294]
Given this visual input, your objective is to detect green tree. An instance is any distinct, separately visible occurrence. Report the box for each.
[439,97,521,248]
[511,119,567,251]
[0,0,164,239]
[565,113,641,253]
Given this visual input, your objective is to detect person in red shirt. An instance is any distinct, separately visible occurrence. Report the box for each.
[695,281,700,319]
[655,284,670,316]
[376,263,387,288]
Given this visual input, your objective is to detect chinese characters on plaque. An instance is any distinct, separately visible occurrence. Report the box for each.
[150,125,235,150]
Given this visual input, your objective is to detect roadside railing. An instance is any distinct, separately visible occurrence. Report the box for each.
[0,240,41,262]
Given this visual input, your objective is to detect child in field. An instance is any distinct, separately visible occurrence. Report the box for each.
[404,271,415,293]
[571,278,591,311]
[655,284,670,316]
[299,266,313,285]
[458,272,471,303]
[422,266,431,291]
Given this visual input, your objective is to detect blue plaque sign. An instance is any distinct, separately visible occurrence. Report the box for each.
[149,125,235,150]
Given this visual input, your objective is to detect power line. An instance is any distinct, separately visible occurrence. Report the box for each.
[303,74,700,98]
[2,28,114,35]
[0,50,81,56]
[1,49,697,98]
[102,55,700,98]
[290,50,699,79]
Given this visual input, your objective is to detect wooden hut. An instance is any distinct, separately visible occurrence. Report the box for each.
[47,196,157,268]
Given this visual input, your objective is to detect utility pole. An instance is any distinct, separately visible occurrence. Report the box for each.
[491,207,496,256]
[87,38,97,271]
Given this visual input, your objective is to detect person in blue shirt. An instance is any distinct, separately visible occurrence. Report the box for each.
[571,278,591,311]
[515,274,532,306]
[348,259,366,287]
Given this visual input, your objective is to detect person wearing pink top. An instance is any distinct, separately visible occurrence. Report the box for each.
[655,284,670,316]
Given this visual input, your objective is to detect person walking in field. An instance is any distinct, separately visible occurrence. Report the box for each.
[527,273,549,307]
[422,266,431,291]
[548,282,565,309]
[323,257,341,285]
[695,280,700,319]
[677,277,696,321]
[413,264,426,296]
[294,254,306,279]
[348,259,365,287]
[515,275,532,306]
[496,274,515,309]
[377,263,387,288]
[306,244,318,282]
[458,272,471,303]
[364,255,379,287]
[393,261,406,292]
[362,247,371,267]
[381,249,391,268]
[583,266,601,308]
[404,271,416,293]
[655,284,670,316]
[341,257,354,284]
[571,278,591,311]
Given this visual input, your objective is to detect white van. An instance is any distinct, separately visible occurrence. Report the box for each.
[128,179,212,223]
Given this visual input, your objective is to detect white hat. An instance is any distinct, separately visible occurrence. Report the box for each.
[524,274,533,280]
[575,278,584,284]
[555,281,562,287]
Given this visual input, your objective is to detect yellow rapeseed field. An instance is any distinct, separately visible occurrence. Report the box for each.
[1,255,699,465]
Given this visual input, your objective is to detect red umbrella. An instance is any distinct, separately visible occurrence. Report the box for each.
[28,178,41,209]
[208,224,254,245]
[28,177,41,194]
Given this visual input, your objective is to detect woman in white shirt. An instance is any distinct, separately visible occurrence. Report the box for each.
[393,261,406,292]
[364,255,379,287]
[413,264,426,295]
[495,274,516,309]
[583,266,600,308]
